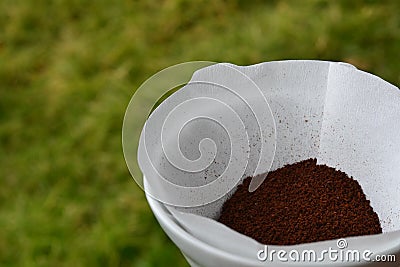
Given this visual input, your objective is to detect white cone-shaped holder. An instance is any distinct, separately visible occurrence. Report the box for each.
[139,60,400,266]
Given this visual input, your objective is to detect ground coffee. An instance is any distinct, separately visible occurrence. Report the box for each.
[218,159,382,245]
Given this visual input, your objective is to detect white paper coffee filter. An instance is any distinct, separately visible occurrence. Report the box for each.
[138,62,277,209]
[139,60,400,262]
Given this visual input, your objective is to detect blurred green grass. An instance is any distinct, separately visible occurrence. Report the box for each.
[0,0,399,266]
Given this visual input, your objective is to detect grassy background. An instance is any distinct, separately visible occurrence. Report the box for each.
[0,0,399,266]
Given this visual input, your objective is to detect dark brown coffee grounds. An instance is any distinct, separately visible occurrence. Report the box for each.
[218,159,382,245]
